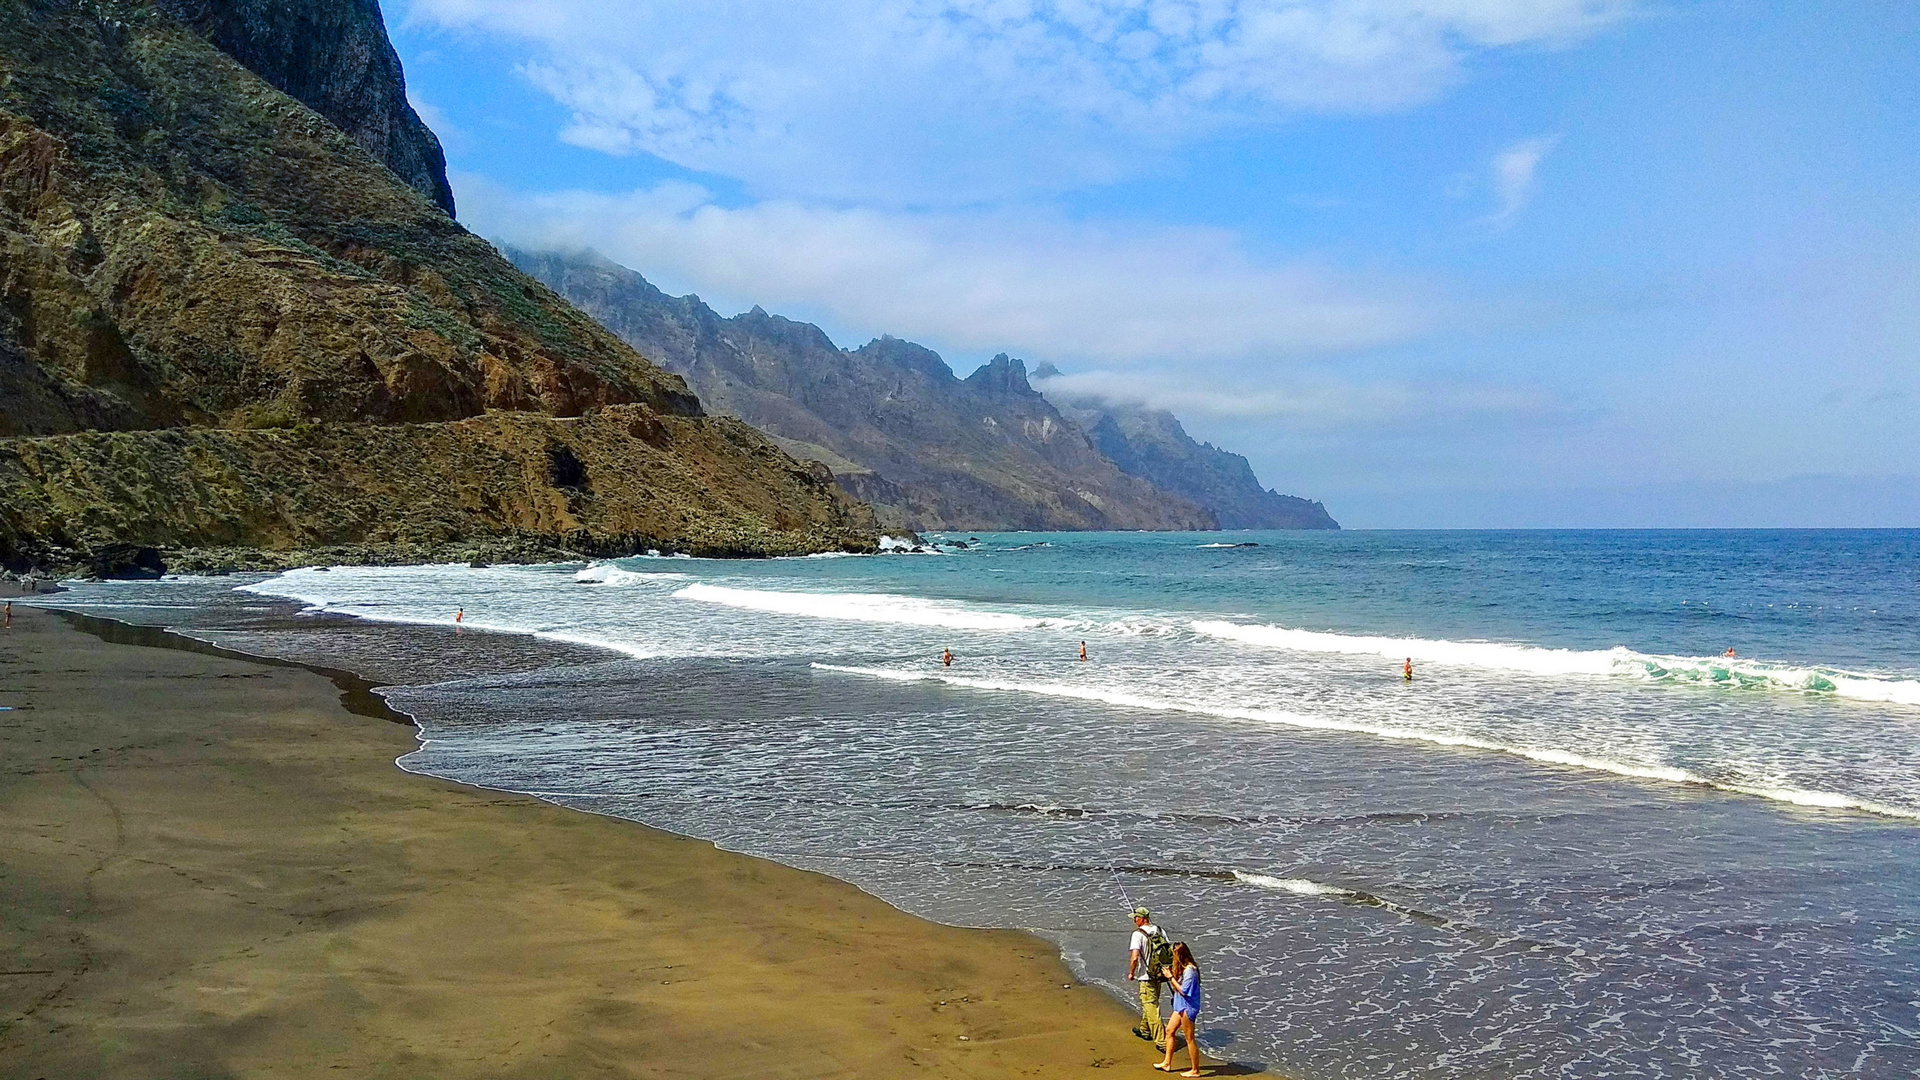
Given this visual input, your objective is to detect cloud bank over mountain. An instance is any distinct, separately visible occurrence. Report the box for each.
[458,175,1438,365]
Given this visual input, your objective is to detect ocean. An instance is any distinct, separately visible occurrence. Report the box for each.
[42,529,1920,1078]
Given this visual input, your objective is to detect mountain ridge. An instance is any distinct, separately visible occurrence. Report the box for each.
[508,246,1337,532]
[507,247,1220,532]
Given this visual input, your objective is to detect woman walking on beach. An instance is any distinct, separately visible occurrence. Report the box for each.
[1155,942,1204,1076]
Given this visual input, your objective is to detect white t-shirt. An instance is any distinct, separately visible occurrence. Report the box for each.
[1129,924,1162,981]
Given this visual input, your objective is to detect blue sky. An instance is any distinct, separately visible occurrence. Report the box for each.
[388,1,1920,527]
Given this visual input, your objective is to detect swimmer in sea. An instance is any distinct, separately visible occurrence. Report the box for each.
[1404,657,1413,682]
[1724,648,1736,658]
[942,648,953,667]
[1080,640,1088,662]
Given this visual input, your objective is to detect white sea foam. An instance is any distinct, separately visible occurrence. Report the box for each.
[876,535,947,554]
[240,568,660,658]
[1192,620,1920,706]
[810,663,1920,821]
[676,584,1044,630]
[573,564,689,586]
[1234,872,1354,897]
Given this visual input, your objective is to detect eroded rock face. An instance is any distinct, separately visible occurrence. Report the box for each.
[156,0,456,216]
[0,1,876,568]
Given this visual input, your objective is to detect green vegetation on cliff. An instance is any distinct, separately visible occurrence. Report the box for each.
[0,0,874,572]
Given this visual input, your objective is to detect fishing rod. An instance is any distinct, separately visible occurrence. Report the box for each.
[1110,863,1137,913]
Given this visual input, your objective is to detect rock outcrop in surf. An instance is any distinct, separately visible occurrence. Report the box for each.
[0,0,875,573]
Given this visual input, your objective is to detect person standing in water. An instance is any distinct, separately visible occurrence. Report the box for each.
[1403,657,1413,681]
[942,648,953,667]
[1080,641,1089,662]
[1128,907,1170,1050]
[1156,942,1204,1076]
[455,608,464,623]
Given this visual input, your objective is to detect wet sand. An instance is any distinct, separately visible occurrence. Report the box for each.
[0,594,1240,1077]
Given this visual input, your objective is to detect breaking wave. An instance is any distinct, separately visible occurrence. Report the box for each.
[676,584,1049,631]
[573,564,690,586]
[810,663,1920,821]
[1192,620,1920,706]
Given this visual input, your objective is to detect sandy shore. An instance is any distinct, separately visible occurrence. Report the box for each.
[0,593,1243,1077]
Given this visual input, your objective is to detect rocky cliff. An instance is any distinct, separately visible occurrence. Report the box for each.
[155,0,456,216]
[0,0,873,572]
[509,247,1215,532]
[1042,381,1339,530]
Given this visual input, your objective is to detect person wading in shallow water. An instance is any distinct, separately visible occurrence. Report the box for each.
[1129,907,1171,1050]
[1404,657,1414,681]
[942,648,954,667]
[1080,641,1089,662]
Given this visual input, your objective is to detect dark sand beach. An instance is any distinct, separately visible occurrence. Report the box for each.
[0,594,1226,1078]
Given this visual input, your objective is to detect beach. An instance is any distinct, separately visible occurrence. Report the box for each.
[12,530,1918,1079]
[0,595,1199,1078]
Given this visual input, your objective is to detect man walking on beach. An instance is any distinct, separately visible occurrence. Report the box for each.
[1129,906,1168,1049]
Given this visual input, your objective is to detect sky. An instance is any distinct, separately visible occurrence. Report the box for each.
[387,1,1920,527]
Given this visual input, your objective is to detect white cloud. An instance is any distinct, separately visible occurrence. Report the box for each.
[457,173,1439,363]
[1484,134,1561,230]
[1033,366,1559,427]
[406,0,1633,202]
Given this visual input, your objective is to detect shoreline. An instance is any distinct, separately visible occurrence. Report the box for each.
[1,593,1244,1077]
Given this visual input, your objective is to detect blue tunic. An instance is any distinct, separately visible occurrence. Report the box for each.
[1171,966,1202,1017]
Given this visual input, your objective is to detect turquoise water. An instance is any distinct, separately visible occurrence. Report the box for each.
[43,529,1920,1078]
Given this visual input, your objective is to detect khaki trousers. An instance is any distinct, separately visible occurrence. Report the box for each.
[1137,978,1165,1047]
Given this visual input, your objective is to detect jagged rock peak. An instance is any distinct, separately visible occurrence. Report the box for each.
[854,336,956,382]
[965,354,1038,396]
[156,0,457,217]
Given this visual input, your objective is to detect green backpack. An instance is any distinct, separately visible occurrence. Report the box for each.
[1144,925,1174,979]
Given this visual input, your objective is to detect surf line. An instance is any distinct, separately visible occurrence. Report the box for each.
[809,663,1920,823]
[1191,619,1920,707]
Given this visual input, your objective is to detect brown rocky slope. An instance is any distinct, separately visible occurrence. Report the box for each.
[0,0,874,573]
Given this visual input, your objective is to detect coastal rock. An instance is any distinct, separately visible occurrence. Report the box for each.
[0,1,875,571]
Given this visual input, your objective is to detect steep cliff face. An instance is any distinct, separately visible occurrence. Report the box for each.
[0,0,874,569]
[1047,389,1339,530]
[156,0,456,216]
[510,247,1213,532]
